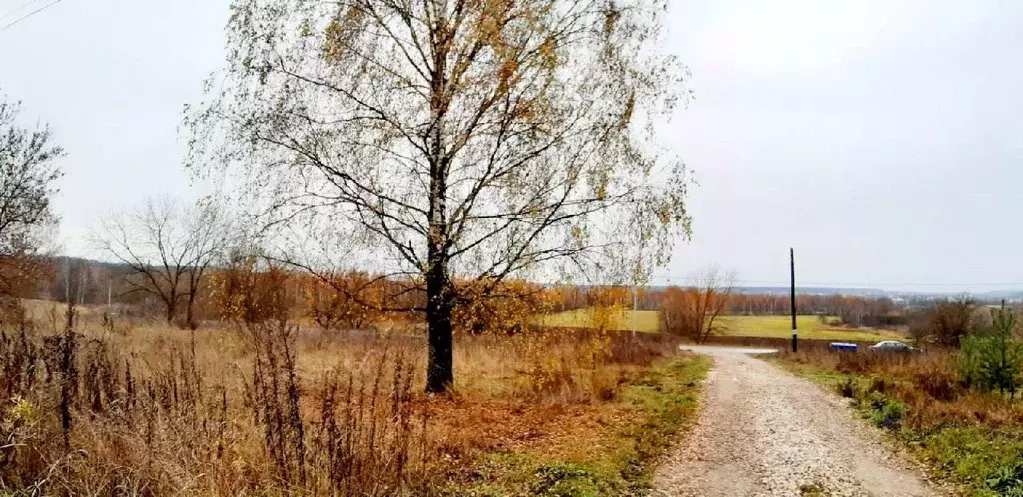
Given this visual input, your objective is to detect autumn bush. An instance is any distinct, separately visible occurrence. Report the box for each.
[303,271,387,332]
[507,327,677,403]
[463,284,681,403]
[659,285,730,342]
[208,257,298,325]
[450,279,559,335]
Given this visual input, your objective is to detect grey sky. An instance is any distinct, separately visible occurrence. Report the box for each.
[1,0,1021,292]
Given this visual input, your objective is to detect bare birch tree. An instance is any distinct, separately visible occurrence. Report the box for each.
[187,0,693,392]
[93,196,229,328]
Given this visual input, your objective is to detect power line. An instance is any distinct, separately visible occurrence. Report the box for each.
[0,0,62,32]
[0,0,44,22]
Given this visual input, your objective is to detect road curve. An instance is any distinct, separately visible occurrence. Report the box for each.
[654,346,941,497]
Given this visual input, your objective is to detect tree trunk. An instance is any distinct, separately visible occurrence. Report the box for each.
[186,293,197,330]
[425,148,454,392]
[425,14,453,393]
[425,265,454,393]
[165,291,177,324]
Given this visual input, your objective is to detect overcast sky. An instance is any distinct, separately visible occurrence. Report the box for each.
[1,0,1022,292]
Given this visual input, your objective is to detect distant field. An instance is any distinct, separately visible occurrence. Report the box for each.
[539,308,661,333]
[538,310,900,342]
[717,315,901,342]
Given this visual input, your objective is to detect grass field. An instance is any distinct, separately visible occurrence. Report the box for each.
[718,315,902,342]
[539,310,901,342]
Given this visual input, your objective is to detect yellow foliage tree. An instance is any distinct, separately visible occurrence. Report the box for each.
[302,272,384,331]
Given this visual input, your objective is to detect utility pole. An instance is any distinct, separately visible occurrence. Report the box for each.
[790,248,798,352]
[63,257,70,303]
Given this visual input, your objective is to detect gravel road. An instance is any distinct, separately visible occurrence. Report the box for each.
[653,346,941,497]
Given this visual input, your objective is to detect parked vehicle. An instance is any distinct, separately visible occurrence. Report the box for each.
[829,342,858,352]
[869,340,920,353]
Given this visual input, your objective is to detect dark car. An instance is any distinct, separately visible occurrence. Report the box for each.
[869,341,920,353]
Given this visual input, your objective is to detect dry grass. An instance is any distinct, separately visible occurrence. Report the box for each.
[779,348,1023,429]
[0,300,694,496]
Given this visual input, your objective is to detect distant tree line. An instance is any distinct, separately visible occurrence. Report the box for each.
[727,294,905,328]
[641,287,908,330]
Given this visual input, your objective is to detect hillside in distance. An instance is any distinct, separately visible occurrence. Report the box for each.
[735,286,887,297]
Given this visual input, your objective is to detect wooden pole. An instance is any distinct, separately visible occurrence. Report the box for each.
[791,248,798,352]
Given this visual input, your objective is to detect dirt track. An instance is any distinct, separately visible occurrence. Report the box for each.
[653,347,942,497]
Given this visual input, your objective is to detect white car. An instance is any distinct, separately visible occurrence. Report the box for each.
[869,341,920,353]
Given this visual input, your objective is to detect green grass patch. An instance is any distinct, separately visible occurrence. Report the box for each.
[619,356,712,483]
[538,310,899,342]
[799,482,830,496]
[447,355,712,496]
[718,315,900,342]
[921,427,1023,496]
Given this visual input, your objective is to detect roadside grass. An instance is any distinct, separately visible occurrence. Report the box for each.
[445,355,712,496]
[799,482,830,497]
[772,350,1023,496]
[718,315,900,342]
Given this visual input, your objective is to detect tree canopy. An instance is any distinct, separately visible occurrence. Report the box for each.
[188,0,693,391]
[0,93,64,298]
[0,94,63,257]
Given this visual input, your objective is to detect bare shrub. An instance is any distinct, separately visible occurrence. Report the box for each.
[910,297,976,347]
[660,268,734,342]
[0,296,31,332]
[244,320,307,486]
[911,365,959,402]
